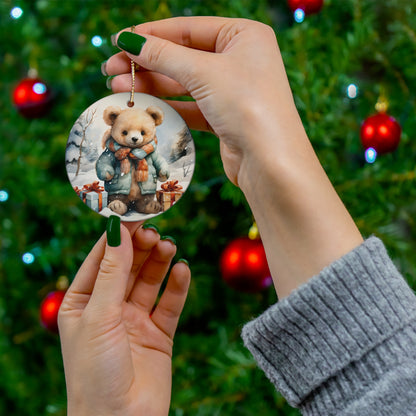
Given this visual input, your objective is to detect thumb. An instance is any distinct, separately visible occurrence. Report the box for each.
[116,31,207,93]
[88,216,133,310]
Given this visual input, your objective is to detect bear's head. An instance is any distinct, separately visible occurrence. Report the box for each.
[103,105,164,148]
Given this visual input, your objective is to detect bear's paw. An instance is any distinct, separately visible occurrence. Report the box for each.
[108,200,128,216]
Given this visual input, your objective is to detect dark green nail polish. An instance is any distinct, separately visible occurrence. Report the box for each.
[117,32,147,55]
[161,235,176,245]
[142,223,160,233]
[107,215,121,247]
[178,258,189,266]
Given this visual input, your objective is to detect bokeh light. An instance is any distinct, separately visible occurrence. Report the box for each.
[91,35,103,47]
[294,8,305,23]
[22,252,35,264]
[365,147,377,164]
[10,7,23,19]
[347,83,358,99]
[0,190,8,202]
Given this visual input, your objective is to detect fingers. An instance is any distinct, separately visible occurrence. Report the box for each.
[87,223,134,310]
[133,16,232,52]
[128,238,177,313]
[122,220,144,236]
[110,71,189,97]
[151,261,191,339]
[108,70,210,131]
[161,100,212,132]
[103,51,134,75]
[124,225,161,297]
[130,35,210,94]
[112,23,214,94]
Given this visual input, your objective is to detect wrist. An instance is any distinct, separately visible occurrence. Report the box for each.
[237,110,310,194]
[237,119,363,298]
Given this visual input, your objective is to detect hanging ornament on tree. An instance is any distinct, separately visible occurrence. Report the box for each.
[360,94,401,161]
[287,0,324,21]
[12,70,52,118]
[220,223,272,293]
[65,27,195,222]
[40,276,68,333]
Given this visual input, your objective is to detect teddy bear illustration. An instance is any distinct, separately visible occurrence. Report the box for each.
[96,105,169,215]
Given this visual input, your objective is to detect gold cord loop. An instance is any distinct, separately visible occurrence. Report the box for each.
[127,25,137,107]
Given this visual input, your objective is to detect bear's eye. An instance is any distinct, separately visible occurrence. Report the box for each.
[122,130,128,136]
[141,130,146,136]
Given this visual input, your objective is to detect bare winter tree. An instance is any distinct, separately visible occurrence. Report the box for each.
[74,108,96,176]
[170,127,193,163]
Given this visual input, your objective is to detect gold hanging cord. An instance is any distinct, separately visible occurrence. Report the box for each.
[127,26,137,107]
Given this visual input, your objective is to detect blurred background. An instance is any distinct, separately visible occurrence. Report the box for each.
[1,0,416,414]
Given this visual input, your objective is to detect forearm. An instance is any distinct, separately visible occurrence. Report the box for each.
[238,109,363,299]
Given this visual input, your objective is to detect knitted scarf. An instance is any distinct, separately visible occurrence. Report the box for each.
[107,137,155,182]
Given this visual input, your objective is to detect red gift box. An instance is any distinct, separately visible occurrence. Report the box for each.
[156,180,183,211]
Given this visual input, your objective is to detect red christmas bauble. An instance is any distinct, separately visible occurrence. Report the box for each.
[13,77,52,118]
[287,0,324,14]
[360,113,401,155]
[220,237,272,293]
[40,290,66,332]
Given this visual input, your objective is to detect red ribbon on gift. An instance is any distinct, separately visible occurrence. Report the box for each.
[82,181,104,193]
[161,180,183,192]
[75,181,105,210]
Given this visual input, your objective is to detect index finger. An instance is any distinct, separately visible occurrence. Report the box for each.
[124,16,232,52]
[64,222,141,298]
[105,17,231,76]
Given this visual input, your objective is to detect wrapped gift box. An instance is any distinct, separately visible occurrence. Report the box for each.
[86,190,108,212]
[156,180,183,211]
[74,181,108,212]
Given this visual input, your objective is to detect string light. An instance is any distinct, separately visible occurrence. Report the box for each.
[294,8,305,23]
[33,82,47,94]
[91,35,103,47]
[0,190,8,202]
[22,252,35,264]
[10,7,23,19]
[365,147,377,164]
[347,83,358,99]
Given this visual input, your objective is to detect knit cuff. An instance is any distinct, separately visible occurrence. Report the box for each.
[241,237,416,410]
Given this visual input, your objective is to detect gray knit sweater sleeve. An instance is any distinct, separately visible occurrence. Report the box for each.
[241,237,416,415]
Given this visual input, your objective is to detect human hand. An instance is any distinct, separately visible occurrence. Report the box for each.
[58,218,190,416]
[104,17,362,300]
[104,17,304,187]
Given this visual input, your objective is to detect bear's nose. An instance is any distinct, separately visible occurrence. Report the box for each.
[131,137,138,143]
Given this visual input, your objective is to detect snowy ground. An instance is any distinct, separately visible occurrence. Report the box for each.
[66,149,195,221]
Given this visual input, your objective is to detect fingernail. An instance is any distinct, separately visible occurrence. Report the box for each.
[111,33,118,46]
[107,215,121,247]
[178,258,189,266]
[142,223,160,233]
[117,32,147,55]
[106,76,114,90]
[101,60,108,76]
[161,235,176,245]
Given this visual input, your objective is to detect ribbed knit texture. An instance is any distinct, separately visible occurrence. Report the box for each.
[241,237,416,415]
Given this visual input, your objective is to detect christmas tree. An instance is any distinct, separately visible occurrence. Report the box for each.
[1,0,416,414]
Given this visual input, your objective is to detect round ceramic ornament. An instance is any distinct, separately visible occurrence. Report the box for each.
[65,92,195,221]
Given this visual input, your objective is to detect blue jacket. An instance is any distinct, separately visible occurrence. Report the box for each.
[96,148,169,195]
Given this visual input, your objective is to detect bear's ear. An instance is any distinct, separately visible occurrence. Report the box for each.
[103,106,122,125]
[146,106,164,126]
